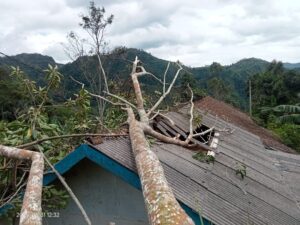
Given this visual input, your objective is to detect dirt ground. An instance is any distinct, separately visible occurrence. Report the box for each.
[195,96,295,153]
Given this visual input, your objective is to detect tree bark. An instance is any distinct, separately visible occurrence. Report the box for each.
[131,57,149,123]
[127,108,195,225]
[0,145,44,225]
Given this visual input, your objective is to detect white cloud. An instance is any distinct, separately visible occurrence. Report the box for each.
[0,0,300,66]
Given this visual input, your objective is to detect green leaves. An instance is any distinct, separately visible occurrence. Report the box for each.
[10,66,26,80]
[44,64,63,90]
[273,105,300,114]
[193,111,202,127]
[192,152,215,164]
[235,164,247,180]
[103,106,127,129]
[261,104,300,125]
[80,1,113,35]
[271,123,300,152]
[253,65,300,152]
[0,67,96,218]
[65,87,94,132]
[42,185,70,211]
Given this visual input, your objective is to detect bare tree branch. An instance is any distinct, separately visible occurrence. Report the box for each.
[70,75,85,88]
[89,92,125,107]
[149,111,176,126]
[186,84,194,143]
[37,148,92,225]
[17,133,128,149]
[142,124,210,152]
[96,53,109,93]
[136,65,165,84]
[104,91,137,109]
[192,127,214,138]
[131,57,148,123]
[71,75,135,110]
[163,62,170,94]
[0,181,27,208]
[146,62,183,117]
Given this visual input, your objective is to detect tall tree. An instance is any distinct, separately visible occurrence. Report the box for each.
[65,1,113,122]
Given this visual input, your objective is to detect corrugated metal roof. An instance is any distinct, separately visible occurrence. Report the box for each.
[93,109,300,225]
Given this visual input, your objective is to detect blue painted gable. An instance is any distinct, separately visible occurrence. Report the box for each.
[2,144,212,225]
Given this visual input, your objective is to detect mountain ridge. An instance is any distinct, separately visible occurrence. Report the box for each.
[0,48,299,110]
[2,50,300,74]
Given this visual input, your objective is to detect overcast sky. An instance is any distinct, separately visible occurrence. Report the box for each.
[1,0,300,66]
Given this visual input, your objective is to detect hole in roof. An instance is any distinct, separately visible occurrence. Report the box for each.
[187,124,215,144]
[153,118,214,146]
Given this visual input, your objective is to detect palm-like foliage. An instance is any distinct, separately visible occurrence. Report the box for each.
[273,104,300,124]
[273,104,300,113]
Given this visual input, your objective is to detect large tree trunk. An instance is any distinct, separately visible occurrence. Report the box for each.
[127,108,195,225]
[0,145,44,225]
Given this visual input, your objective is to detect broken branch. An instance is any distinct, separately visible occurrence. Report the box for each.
[142,124,210,152]
[0,181,27,208]
[163,62,170,94]
[192,127,214,138]
[136,66,164,84]
[185,84,194,143]
[37,148,92,225]
[17,133,128,149]
[150,111,176,126]
[131,57,148,123]
[146,62,183,117]
[104,91,137,109]
[0,145,44,225]
[89,92,125,107]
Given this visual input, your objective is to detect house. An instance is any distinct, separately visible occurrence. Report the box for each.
[1,97,300,225]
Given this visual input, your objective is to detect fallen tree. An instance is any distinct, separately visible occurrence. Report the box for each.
[0,56,213,225]
[88,57,212,225]
[0,146,43,225]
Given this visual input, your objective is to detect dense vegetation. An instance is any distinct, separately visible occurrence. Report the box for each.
[0,65,97,222]
[251,61,300,152]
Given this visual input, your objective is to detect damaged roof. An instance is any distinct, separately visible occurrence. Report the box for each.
[195,96,295,153]
[93,104,300,225]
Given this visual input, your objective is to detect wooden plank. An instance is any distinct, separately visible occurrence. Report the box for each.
[161,121,187,138]
[155,123,172,137]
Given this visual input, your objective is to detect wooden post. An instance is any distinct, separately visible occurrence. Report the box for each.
[249,79,252,116]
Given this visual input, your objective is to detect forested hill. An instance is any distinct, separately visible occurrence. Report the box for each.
[283,62,300,70]
[0,53,58,85]
[1,48,300,110]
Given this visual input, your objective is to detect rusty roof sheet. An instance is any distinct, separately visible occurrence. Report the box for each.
[93,109,300,225]
[194,96,295,153]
